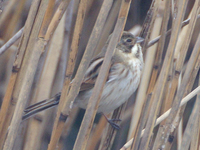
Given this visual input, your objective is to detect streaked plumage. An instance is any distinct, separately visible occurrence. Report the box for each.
[23,31,144,120]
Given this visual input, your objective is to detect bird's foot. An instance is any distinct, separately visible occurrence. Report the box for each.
[107,119,121,130]
[102,113,121,130]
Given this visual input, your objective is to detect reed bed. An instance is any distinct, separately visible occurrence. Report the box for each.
[0,0,200,149]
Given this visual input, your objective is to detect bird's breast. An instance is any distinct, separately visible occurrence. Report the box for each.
[75,61,142,113]
[97,62,141,113]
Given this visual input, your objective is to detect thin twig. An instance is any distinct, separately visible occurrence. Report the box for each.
[139,0,156,39]
[147,14,200,48]
[153,2,200,149]
[120,85,200,150]
[1,13,199,56]
[139,0,189,149]
[156,31,200,149]
[0,27,24,55]
[142,0,159,54]
[128,0,167,145]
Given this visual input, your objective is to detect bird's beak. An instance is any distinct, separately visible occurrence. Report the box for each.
[136,37,144,43]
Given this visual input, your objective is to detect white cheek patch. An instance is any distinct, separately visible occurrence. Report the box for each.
[131,44,138,54]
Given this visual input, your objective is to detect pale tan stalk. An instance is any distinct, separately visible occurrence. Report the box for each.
[2,0,52,141]
[153,32,200,149]
[1,0,69,147]
[165,52,200,149]
[0,0,42,148]
[94,0,121,56]
[87,3,121,147]
[180,93,200,150]
[0,0,18,29]
[160,58,175,114]
[73,0,128,149]
[156,8,194,149]
[153,1,200,148]
[47,0,112,149]
[23,0,70,149]
[190,117,200,150]
[39,0,56,37]
[147,14,200,48]
[1,9,198,56]
[145,0,170,101]
[161,4,195,119]
[2,38,46,150]
[139,0,189,149]
[97,2,132,150]
[44,0,70,41]
[87,116,107,150]
[139,0,157,50]
[128,0,164,142]
[52,2,76,148]
[23,15,65,150]
[121,85,200,150]
[190,77,200,150]
[98,113,113,149]
[4,0,26,41]
[177,119,183,150]
[100,104,127,150]
[130,94,151,150]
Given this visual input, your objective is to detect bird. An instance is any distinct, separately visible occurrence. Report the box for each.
[23,31,144,129]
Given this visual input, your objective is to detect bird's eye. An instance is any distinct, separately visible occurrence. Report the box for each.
[126,39,132,43]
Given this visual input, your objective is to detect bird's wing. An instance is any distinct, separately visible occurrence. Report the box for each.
[79,57,104,92]
[79,55,123,92]
[107,63,124,83]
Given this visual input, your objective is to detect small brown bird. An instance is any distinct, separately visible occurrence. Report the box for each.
[23,31,144,129]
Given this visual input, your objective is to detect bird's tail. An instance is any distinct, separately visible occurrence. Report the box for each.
[22,92,61,120]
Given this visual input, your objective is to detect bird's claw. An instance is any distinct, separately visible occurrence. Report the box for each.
[107,119,121,130]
